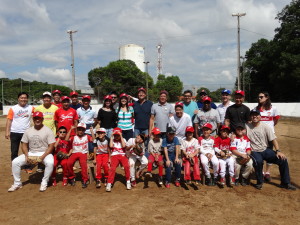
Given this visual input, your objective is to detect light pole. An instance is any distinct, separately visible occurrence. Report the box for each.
[240,56,245,91]
[2,79,4,107]
[67,30,78,91]
[232,12,246,90]
[143,61,149,100]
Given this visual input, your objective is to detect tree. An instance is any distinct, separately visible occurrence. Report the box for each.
[88,60,154,99]
[196,87,211,99]
[154,75,183,102]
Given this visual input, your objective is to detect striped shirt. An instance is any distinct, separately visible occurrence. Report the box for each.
[116,106,134,130]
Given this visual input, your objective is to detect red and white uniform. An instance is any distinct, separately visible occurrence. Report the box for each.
[214,137,234,178]
[52,139,71,179]
[54,107,78,136]
[254,106,280,133]
[67,135,93,182]
[94,137,110,180]
[181,137,201,181]
[198,136,219,178]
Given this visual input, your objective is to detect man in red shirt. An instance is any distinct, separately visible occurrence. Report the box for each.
[52,90,62,108]
[54,96,78,136]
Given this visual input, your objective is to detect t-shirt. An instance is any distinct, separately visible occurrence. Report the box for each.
[148,138,162,154]
[7,104,34,133]
[162,136,180,157]
[214,136,231,154]
[217,101,234,125]
[126,138,145,156]
[70,103,82,110]
[94,137,110,155]
[77,106,97,134]
[253,106,280,133]
[181,137,200,154]
[54,138,71,154]
[230,135,251,154]
[193,108,221,134]
[34,104,58,135]
[111,138,127,156]
[183,101,198,119]
[225,104,250,132]
[116,107,134,130]
[97,108,117,129]
[151,102,175,132]
[70,135,93,154]
[54,107,78,136]
[169,112,192,140]
[133,100,153,129]
[21,125,56,154]
[197,101,217,109]
[245,122,276,152]
[198,136,215,155]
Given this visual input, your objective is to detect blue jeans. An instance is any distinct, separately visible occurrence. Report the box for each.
[251,148,290,185]
[164,154,181,183]
[106,128,113,138]
[134,128,149,157]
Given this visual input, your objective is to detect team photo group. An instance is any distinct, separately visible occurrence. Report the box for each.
[5,87,297,192]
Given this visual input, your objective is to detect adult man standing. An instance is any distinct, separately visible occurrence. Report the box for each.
[5,92,34,162]
[132,87,153,137]
[52,90,62,108]
[70,91,82,110]
[193,96,220,138]
[149,90,174,138]
[169,102,192,141]
[217,89,234,125]
[182,90,198,119]
[196,89,217,109]
[246,109,296,190]
[224,90,250,132]
[8,112,55,192]
[110,91,119,110]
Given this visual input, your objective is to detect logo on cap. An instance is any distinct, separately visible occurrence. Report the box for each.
[61,96,70,101]
[175,102,184,108]
[202,123,213,130]
[152,127,161,135]
[77,122,86,129]
[52,90,61,95]
[185,126,194,133]
[33,111,43,118]
[70,91,78,97]
[235,90,245,96]
[202,96,212,102]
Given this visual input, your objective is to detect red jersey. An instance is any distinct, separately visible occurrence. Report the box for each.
[54,107,78,136]
[214,136,231,155]
[52,102,62,108]
[54,138,71,154]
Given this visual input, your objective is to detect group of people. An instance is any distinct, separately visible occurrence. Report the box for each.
[5,87,296,192]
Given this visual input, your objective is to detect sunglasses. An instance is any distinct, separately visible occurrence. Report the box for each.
[258,96,265,99]
[59,131,66,133]
[200,93,207,96]
[184,95,192,97]
[111,97,117,99]
[96,132,106,134]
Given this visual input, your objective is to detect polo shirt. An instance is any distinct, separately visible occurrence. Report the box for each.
[133,100,153,129]
[77,106,97,134]
[225,104,250,132]
[183,101,198,119]
[151,102,175,132]
[70,103,82,110]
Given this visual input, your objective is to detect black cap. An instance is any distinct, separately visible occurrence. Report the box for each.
[235,123,245,129]
[250,109,260,115]
[167,126,176,134]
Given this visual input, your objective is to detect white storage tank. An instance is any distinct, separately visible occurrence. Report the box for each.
[119,44,145,72]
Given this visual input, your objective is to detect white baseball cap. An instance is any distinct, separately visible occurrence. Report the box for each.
[96,128,106,133]
[42,91,52,97]
[77,122,86,129]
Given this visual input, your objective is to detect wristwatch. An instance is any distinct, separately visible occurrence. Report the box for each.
[275,150,281,153]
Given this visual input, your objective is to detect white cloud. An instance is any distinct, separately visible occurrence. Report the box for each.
[0,70,7,78]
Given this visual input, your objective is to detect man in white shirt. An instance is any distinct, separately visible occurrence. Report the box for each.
[217,89,234,125]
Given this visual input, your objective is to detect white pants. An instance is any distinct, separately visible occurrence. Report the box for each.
[219,157,235,178]
[12,153,54,186]
[129,155,148,181]
[235,158,253,179]
[200,154,219,178]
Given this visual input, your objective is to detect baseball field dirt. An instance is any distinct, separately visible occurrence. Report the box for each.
[0,116,299,225]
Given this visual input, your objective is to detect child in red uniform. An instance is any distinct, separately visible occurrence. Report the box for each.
[93,128,110,188]
[67,123,95,188]
[106,127,131,192]
[51,126,72,186]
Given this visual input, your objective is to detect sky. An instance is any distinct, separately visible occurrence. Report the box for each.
[0,0,292,92]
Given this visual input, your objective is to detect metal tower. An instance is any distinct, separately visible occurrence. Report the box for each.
[156,43,162,76]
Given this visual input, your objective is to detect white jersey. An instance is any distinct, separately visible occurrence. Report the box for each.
[181,137,200,154]
[126,138,145,156]
[111,139,127,156]
[198,136,215,155]
[94,137,109,155]
[7,104,34,133]
[230,135,251,154]
[253,106,280,133]
[217,101,234,125]
[169,113,192,140]
[71,135,92,154]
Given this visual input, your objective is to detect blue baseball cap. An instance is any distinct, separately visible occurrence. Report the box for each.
[222,89,231,95]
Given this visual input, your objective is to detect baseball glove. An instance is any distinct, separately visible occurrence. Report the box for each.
[27,156,42,165]
[133,143,144,156]
[88,152,94,160]
[236,156,250,165]
[218,150,231,159]
[57,151,68,160]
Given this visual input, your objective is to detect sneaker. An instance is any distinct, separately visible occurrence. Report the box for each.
[195,180,201,186]
[241,177,248,186]
[165,182,170,188]
[186,180,192,185]
[264,173,271,182]
[52,178,57,187]
[8,184,22,192]
[219,177,225,187]
[36,168,44,173]
[104,178,108,187]
[254,183,263,190]
[82,181,88,188]
[62,178,68,186]
[229,177,235,187]
[205,177,211,186]
[175,180,180,187]
[39,184,47,192]
[126,181,132,190]
[106,183,112,192]
[212,178,217,186]
[131,180,137,187]
[145,172,152,178]
[235,179,240,186]
[69,178,76,186]
[96,180,101,188]
[280,183,296,191]
[158,176,163,185]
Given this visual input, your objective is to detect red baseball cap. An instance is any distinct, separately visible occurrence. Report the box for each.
[82,95,91,101]
[119,93,128,98]
[61,96,70,101]
[185,126,194,133]
[113,127,122,135]
[152,127,161,135]
[202,123,213,130]
[175,102,184,108]
[220,125,230,131]
[235,90,245,96]
[138,87,146,93]
[70,91,78,96]
[52,90,61,95]
[33,111,43,118]
[160,90,168,96]
[202,96,212,102]
[104,95,112,100]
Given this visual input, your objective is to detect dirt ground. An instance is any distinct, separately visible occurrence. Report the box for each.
[0,116,299,225]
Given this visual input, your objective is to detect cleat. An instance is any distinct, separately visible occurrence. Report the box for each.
[96,180,101,188]
[126,181,132,190]
[106,183,112,192]
[62,178,68,186]
[8,184,22,192]
[39,184,47,192]
[158,176,163,185]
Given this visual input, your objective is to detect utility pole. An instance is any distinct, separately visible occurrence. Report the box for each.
[156,44,162,77]
[2,79,4,107]
[240,56,245,91]
[67,30,78,91]
[232,13,246,90]
[143,61,150,100]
